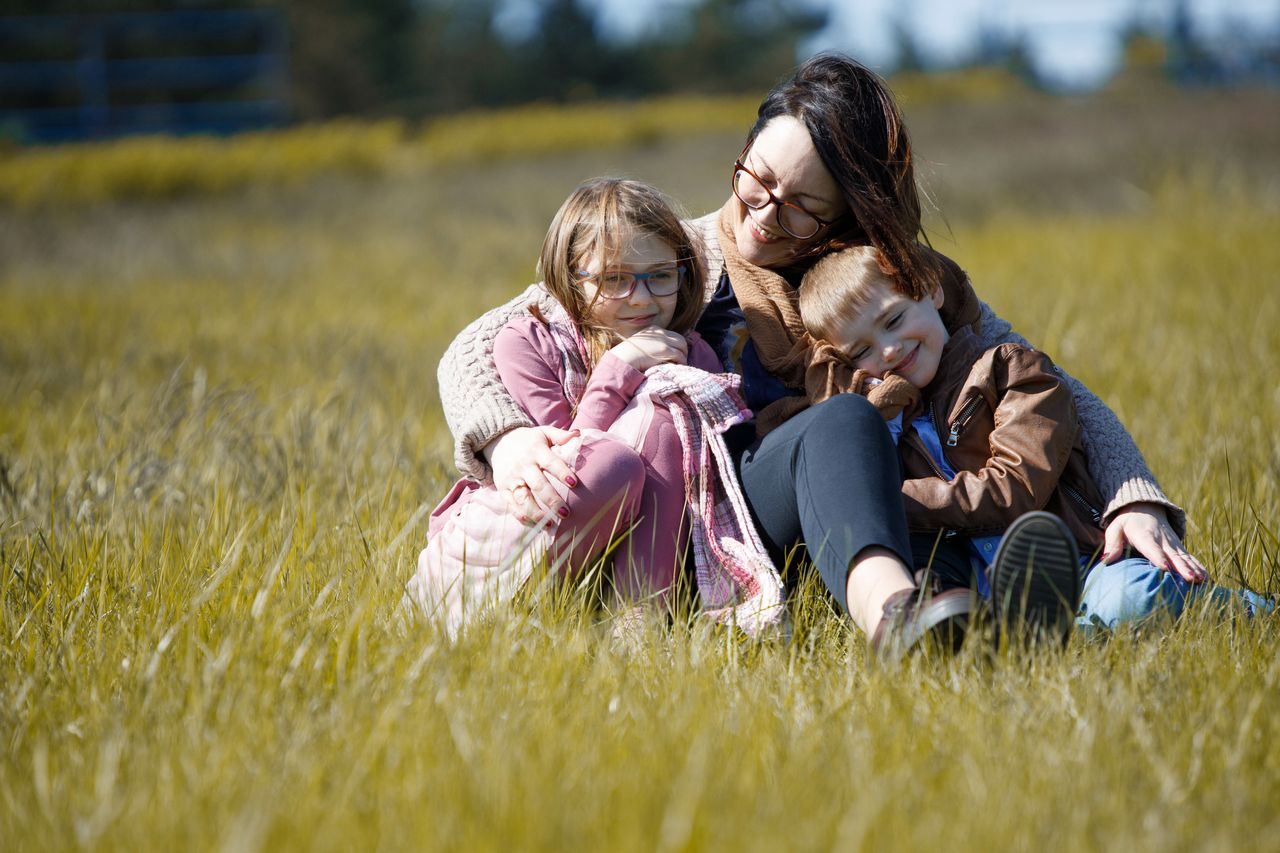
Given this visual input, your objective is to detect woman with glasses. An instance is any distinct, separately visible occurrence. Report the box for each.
[435,54,1200,655]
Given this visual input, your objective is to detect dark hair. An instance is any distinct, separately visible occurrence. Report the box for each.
[747,53,941,293]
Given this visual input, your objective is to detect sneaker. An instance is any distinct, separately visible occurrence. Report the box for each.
[989,511,1080,647]
[870,587,972,665]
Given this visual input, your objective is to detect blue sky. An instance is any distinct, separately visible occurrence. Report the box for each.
[581,0,1280,88]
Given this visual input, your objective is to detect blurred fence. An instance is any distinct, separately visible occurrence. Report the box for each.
[0,9,289,142]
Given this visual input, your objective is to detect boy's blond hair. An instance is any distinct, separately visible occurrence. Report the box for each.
[799,246,930,341]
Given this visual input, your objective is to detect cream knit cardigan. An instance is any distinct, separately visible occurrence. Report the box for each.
[435,212,1185,535]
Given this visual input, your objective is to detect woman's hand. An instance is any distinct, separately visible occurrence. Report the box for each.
[609,327,688,372]
[1102,503,1207,583]
[484,426,580,523]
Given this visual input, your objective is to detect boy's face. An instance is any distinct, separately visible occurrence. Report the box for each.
[827,277,949,388]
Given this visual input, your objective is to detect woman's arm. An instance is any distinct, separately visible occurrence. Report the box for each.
[437,284,561,481]
[974,300,1205,581]
[972,300,1186,535]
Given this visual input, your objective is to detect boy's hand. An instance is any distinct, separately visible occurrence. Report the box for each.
[611,327,688,371]
[1102,503,1208,583]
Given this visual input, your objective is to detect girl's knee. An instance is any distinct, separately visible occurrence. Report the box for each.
[570,438,647,517]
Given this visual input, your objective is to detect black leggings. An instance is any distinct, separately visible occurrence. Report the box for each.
[736,394,912,613]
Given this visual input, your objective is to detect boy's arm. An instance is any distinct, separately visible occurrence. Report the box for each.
[974,300,1185,536]
[901,346,1077,532]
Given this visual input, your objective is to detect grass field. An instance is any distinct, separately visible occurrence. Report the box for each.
[2,86,1280,850]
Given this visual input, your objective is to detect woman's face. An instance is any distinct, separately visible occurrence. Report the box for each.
[731,115,847,270]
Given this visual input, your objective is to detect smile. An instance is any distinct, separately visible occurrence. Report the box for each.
[891,346,918,374]
[746,215,784,243]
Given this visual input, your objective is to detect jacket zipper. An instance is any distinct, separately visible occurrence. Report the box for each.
[945,395,983,447]
[1062,482,1103,526]
[906,407,950,481]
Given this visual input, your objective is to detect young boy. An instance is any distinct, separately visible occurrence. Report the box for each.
[798,246,1272,639]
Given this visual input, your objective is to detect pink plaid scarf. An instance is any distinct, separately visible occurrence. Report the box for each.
[541,303,787,636]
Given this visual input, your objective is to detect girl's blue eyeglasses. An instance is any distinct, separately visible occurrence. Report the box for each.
[575,265,685,300]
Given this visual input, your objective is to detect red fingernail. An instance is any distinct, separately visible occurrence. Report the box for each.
[565,475,578,487]
[557,506,570,518]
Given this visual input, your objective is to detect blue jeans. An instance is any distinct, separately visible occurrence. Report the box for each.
[1076,557,1274,632]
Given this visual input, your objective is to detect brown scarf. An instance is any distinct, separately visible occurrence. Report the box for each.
[716,200,983,433]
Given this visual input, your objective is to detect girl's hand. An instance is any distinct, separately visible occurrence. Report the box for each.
[1102,503,1208,583]
[610,327,688,371]
[485,426,580,523]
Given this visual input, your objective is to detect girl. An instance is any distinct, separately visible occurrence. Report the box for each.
[406,178,784,637]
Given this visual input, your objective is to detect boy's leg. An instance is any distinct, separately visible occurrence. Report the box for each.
[909,531,979,593]
[1078,557,1276,632]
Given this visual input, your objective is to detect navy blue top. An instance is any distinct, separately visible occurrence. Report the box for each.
[695,270,804,415]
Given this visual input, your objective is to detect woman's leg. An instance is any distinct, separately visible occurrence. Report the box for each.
[737,394,916,635]
[548,438,647,578]
[1077,556,1275,631]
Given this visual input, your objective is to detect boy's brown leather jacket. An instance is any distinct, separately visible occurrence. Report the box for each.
[897,327,1106,556]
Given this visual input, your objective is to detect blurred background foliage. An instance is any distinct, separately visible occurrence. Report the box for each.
[2,0,1277,127]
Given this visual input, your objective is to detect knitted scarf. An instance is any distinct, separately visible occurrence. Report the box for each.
[541,304,788,637]
[715,200,983,433]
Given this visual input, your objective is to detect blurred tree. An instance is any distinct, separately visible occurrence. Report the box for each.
[1165,0,1218,84]
[285,0,416,118]
[525,0,608,101]
[409,0,515,113]
[644,0,827,94]
[890,6,925,74]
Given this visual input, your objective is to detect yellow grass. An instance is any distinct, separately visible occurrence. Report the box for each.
[1,93,1278,849]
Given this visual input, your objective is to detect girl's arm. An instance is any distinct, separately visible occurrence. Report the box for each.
[493,318,646,433]
[901,346,1076,531]
[687,333,727,374]
[973,300,1186,536]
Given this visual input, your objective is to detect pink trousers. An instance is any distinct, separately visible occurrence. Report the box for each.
[551,407,687,600]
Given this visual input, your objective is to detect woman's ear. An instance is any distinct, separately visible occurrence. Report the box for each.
[930,284,945,309]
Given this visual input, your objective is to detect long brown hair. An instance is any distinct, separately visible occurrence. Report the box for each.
[745,53,942,293]
[536,178,706,365]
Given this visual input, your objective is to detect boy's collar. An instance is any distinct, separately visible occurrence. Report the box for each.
[921,326,985,401]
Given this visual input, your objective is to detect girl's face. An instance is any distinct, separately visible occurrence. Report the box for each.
[731,116,847,270]
[580,228,680,339]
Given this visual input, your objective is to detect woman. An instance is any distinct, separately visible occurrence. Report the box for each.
[435,54,1205,653]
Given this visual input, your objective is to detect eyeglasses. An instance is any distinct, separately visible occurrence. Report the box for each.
[731,156,837,240]
[576,264,685,300]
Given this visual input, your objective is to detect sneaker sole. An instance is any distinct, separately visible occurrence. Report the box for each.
[989,511,1080,646]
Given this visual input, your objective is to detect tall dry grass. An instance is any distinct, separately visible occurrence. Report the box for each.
[2,88,1279,850]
